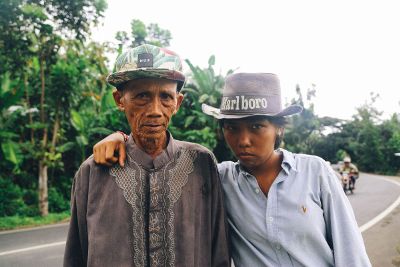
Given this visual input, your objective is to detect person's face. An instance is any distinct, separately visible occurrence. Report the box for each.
[113,78,183,141]
[222,117,280,169]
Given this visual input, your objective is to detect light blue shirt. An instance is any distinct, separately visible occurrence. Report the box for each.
[218,149,371,267]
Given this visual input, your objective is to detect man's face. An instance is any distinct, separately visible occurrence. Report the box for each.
[222,116,280,170]
[114,78,183,142]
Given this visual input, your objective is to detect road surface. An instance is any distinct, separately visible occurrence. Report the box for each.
[0,172,399,266]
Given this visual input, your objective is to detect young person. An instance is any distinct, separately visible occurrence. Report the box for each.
[94,72,371,266]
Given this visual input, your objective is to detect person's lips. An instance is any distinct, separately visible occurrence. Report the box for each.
[142,123,165,131]
[237,152,256,159]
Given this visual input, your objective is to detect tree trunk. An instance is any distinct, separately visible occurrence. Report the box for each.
[39,56,48,216]
[39,160,48,216]
[51,111,60,151]
[40,57,48,147]
[24,73,34,144]
[40,57,46,126]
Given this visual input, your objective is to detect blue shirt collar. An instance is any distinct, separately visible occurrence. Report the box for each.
[279,148,298,175]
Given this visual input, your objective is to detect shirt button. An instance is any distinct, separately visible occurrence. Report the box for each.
[267,217,274,223]
[276,244,281,250]
[255,188,260,194]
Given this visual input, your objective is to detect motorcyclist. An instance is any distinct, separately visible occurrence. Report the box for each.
[339,156,359,191]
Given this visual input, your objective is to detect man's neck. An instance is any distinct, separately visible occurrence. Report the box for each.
[134,133,168,159]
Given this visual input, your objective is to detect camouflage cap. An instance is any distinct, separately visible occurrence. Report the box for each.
[106,44,186,91]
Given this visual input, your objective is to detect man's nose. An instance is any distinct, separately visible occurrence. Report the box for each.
[147,97,163,117]
[238,130,251,147]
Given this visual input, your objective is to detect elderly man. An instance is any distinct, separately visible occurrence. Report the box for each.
[63,44,230,267]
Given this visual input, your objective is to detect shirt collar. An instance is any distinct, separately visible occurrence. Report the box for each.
[279,148,297,175]
[126,131,175,170]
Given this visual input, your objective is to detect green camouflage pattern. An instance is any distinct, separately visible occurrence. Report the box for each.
[106,44,185,88]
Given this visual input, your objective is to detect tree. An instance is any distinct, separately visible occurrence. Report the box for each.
[115,19,172,52]
[0,73,25,169]
[349,93,385,172]
[284,84,321,154]
[169,56,235,161]
[381,114,400,174]
[0,0,106,216]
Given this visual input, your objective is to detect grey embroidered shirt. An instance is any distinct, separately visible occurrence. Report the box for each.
[63,134,230,267]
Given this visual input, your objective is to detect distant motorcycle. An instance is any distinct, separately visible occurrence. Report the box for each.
[341,171,354,194]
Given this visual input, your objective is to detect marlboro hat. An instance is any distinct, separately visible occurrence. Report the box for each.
[106,44,186,91]
[202,73,303,119]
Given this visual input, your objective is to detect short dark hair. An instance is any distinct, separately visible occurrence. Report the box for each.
[116,81,128,91]
[219,115,287,150]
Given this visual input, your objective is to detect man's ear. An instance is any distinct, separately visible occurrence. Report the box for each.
[174,93,184,114]
[277,127,285,138]
[113,89,125,111]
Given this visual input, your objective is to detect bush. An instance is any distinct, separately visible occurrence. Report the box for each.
[0,177,27,216]
[49,187,70,212]
[0,211,70,230]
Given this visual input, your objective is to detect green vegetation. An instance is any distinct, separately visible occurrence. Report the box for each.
[0,0,399,227]
[0,212,70,231]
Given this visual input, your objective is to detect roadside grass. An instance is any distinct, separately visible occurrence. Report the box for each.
[0,212,70,231]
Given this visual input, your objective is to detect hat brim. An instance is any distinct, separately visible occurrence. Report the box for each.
[201,103,303,119]
[106,68,185,88]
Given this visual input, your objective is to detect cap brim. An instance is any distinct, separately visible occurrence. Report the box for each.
[202,103,303,119]
[106,69,185,87]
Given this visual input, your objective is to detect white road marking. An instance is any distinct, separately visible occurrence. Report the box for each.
[359,177,400,233]
[0,241,66,256]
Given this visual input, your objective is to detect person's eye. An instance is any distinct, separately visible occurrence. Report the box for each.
[160,92,173,100]
[224,125,235,131]
[251,124,264,130]
[135,92,150,99]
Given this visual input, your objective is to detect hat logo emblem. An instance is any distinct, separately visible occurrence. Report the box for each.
[137,52,153,68]
[221,95,268,111]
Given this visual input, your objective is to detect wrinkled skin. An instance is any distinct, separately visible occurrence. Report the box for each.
[112,78,183,158]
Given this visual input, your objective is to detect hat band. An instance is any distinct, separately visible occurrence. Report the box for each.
[220,94,280,115]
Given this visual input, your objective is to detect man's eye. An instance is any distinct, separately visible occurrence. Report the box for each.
[251,124,263,129]
[135,92,149,99]
[160,93,173,100]
[224,125,235,131]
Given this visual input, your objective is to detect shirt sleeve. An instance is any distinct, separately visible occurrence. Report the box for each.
[351,163,359,174]
[320,161,371,267]
[209,154,231,267]
[63,165,89,267]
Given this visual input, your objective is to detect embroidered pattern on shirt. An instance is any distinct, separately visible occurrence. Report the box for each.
[149,171,168,266]
[110,157,147,267]
[165,149,197,265]
[110,149,198,267]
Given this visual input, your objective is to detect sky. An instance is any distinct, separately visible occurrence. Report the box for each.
[91,0,400,120]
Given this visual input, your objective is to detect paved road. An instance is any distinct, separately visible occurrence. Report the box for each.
[0,223,68,267]
[354,173,400,267]
[0,173,399,267]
